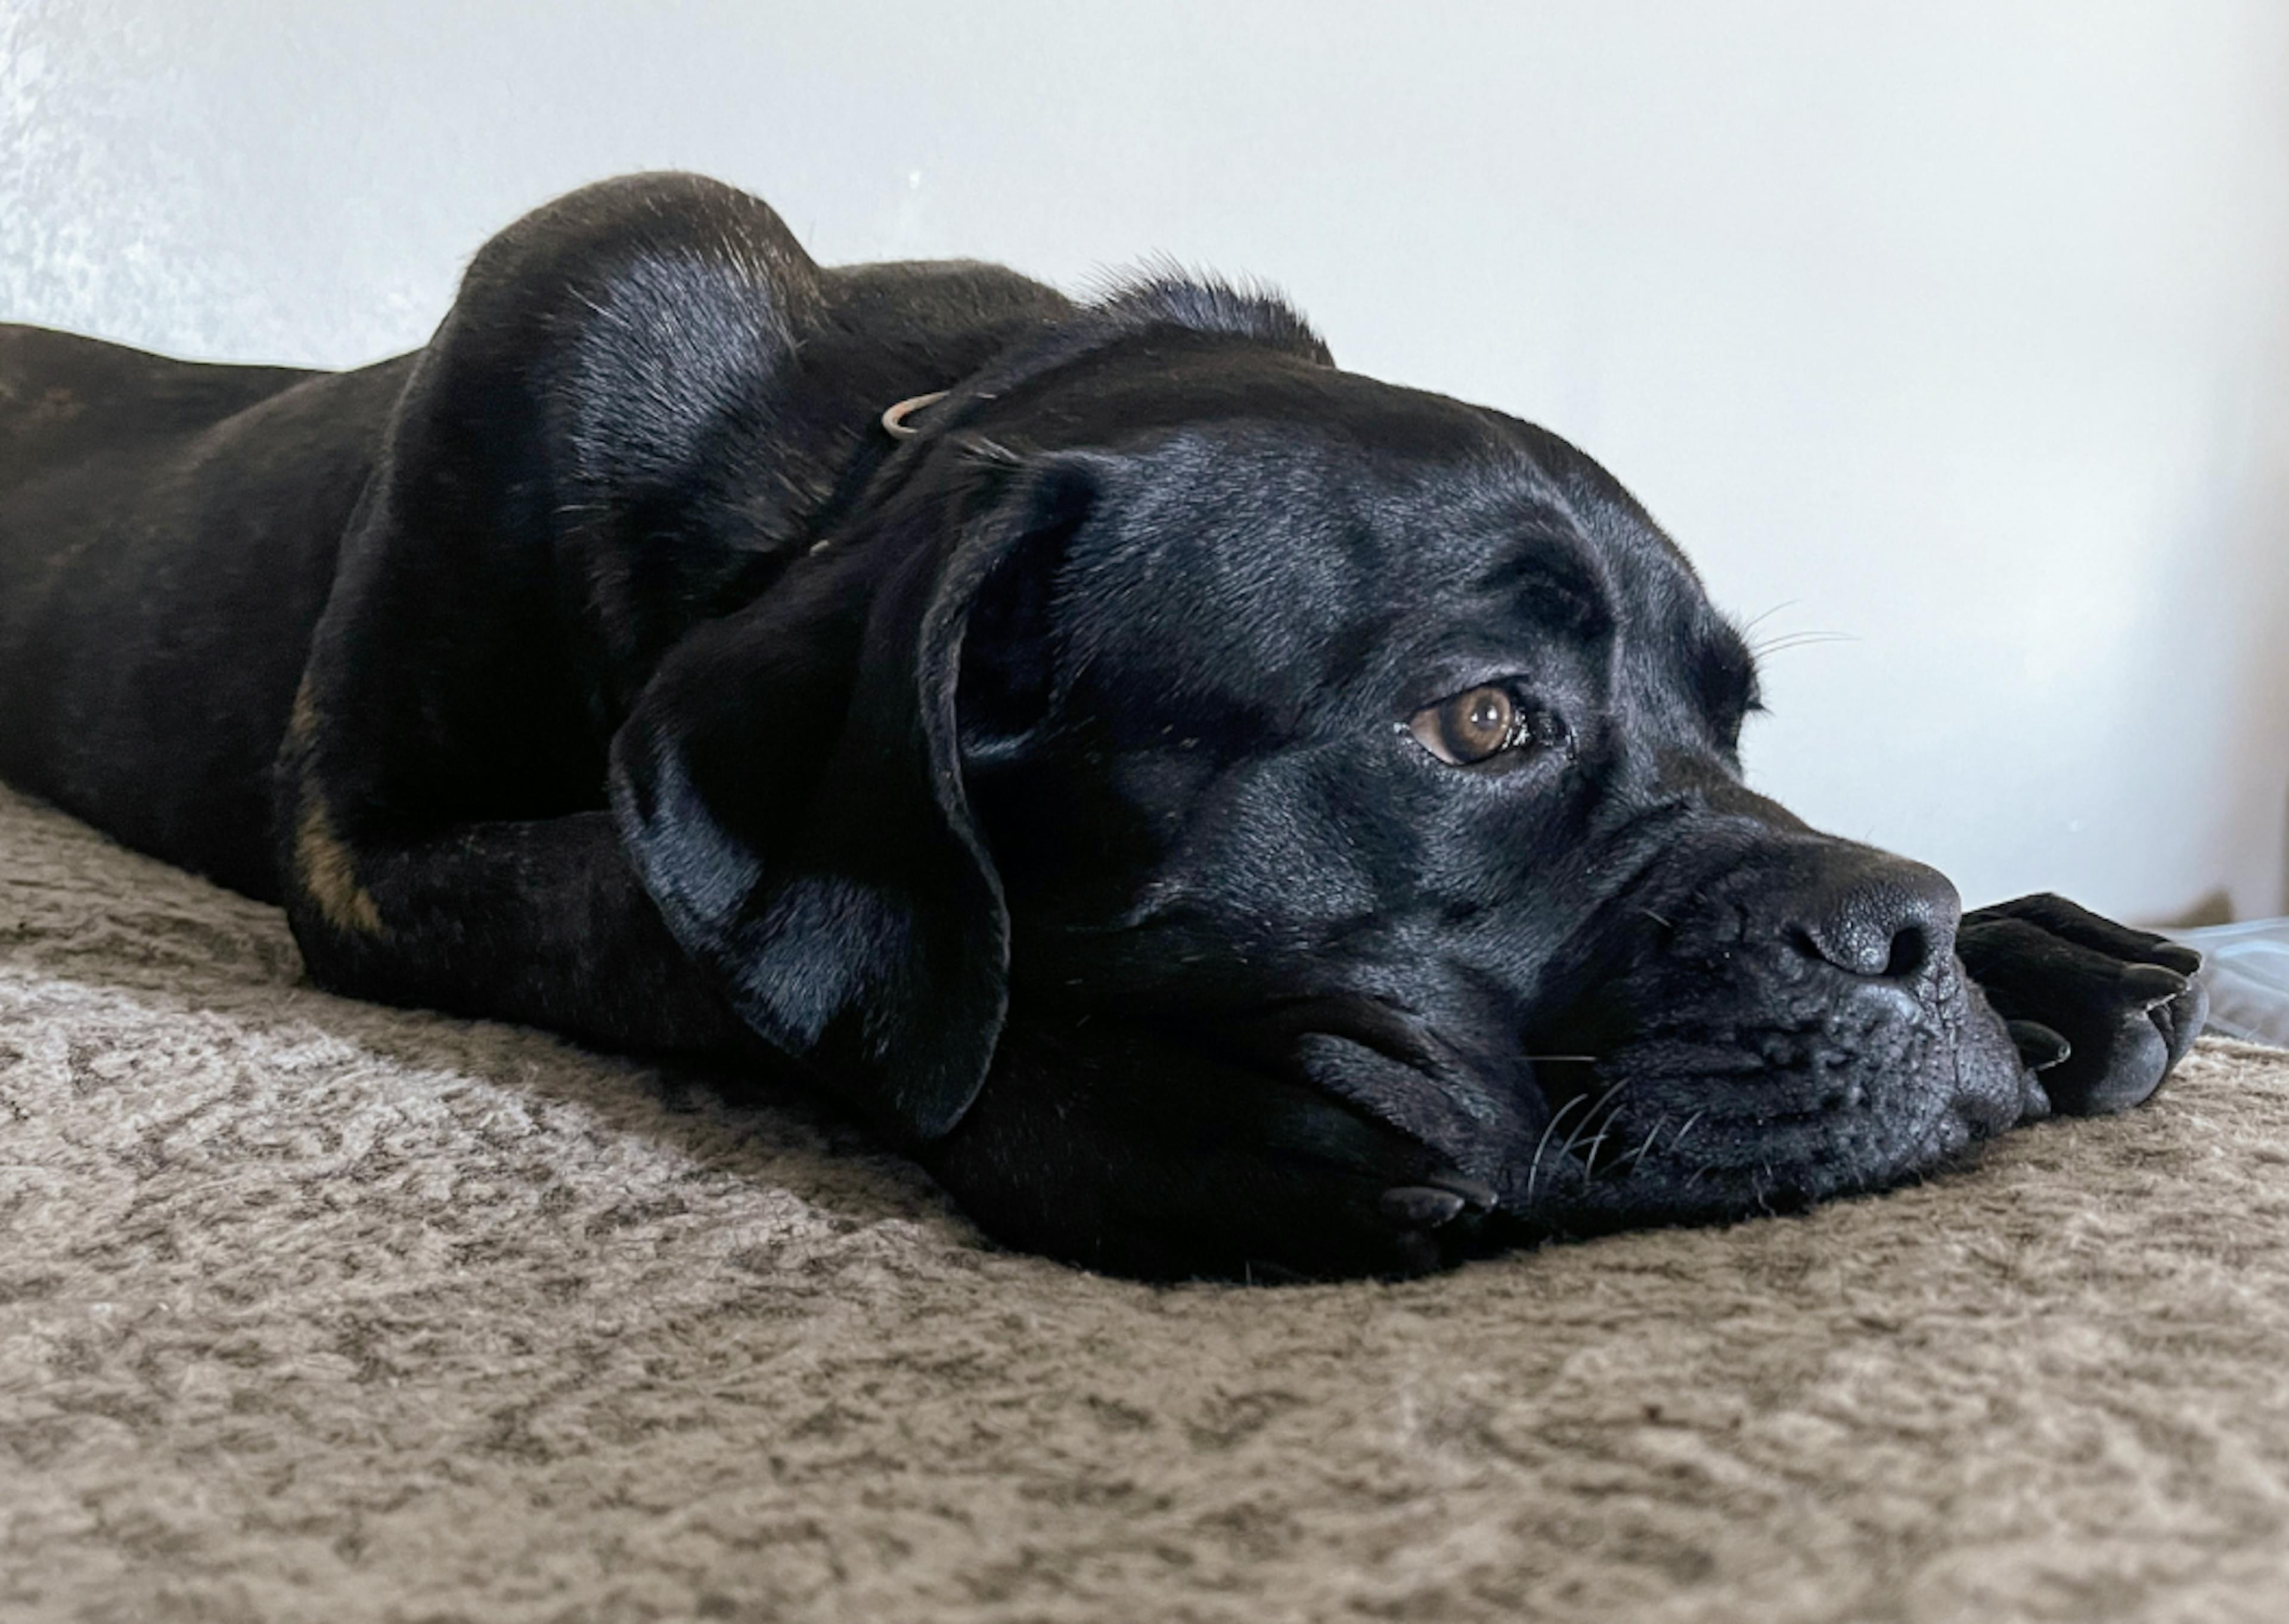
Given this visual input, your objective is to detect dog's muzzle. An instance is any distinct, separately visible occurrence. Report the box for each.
[1507,836,2036,1231]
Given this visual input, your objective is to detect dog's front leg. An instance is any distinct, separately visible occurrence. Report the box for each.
[278,790,756,1063]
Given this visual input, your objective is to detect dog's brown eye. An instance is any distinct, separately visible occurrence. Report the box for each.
[1409,685,1520,766]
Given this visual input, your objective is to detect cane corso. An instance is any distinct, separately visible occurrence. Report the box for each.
[0,173,2207,1278]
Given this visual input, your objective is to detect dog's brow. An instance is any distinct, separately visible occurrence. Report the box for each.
[1471,532,1611,630]
[1694,624,1762,723]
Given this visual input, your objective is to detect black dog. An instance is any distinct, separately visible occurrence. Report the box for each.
[0,173,2206,1279]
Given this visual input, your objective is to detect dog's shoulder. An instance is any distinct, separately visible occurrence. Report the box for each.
[393,174,821,507]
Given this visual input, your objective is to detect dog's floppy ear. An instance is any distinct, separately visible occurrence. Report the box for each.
[607,448,1094,1144]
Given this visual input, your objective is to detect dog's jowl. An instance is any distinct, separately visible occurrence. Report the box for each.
[0,173,2207,1279]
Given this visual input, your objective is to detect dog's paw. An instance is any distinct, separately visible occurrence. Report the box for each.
[1955,892,2207,1116]
[925,1021,1497,1282]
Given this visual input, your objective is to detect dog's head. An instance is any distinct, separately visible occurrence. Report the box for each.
[610,282,2040,1247]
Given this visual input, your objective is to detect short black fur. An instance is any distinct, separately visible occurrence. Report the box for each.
[0,173,2207,1279]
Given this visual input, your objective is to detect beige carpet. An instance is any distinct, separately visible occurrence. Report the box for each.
[7,782,2289,1624]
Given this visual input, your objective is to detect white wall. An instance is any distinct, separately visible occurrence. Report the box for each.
[5,0,2287,922]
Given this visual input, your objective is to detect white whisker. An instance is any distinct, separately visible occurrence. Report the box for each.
[1559,1076,1634,1167]
[1524,1089,1592,1204]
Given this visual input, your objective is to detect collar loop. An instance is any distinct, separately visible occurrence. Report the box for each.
[880,390,951,440]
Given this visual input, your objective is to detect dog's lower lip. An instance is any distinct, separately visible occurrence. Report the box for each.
[1499,1089,1989,1228]
[1494,982,2039,1208]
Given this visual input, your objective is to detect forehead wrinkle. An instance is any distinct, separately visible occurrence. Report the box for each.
[1485,414,1723,628]
[1467,524,1617,631]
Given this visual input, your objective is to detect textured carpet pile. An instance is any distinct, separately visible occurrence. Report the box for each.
[5,781,2289,1623]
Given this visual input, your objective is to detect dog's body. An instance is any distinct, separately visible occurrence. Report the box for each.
[0,174,2206,1277]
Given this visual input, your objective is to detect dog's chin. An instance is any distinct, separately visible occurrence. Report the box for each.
[1502,974,2044,1237]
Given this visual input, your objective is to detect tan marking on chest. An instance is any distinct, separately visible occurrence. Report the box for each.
[296,796,383,936]
[287,672,319,747]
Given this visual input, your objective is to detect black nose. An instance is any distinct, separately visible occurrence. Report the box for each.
[1782,849,1961,982]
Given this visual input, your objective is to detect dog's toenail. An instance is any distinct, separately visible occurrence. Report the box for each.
[1381,1187,1468,1229]
[2120,964,2189,1007]
[2147,943,2204,976]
